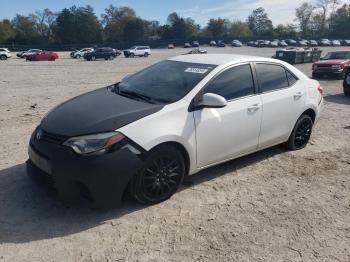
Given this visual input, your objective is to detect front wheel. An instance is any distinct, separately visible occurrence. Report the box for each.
[129,145,185,205]
[0,55,7,60]
[286,114,313,150]
[144,53,149,57]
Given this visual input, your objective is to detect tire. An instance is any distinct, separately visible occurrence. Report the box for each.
[344,86,350,96]
[91,56,96,61]
[129,145,185,205]
[130,53,134,58]
[337,72,345,80]
[286,114,313,150]
[49,57,55,61]
[0,55,7,60]
[104,57,109,60]
[144,53,149,57]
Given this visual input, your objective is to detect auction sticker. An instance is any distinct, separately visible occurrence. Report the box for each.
[185,67,209,74]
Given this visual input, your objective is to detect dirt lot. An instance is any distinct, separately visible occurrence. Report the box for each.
[0,46,350,262]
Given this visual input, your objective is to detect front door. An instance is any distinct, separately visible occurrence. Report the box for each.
[194,64,263,168]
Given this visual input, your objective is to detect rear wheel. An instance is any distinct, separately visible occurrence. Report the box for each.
[286,114,313,150]
[129,145,185,205]
[144,53,149,57]
[0,55,7,60]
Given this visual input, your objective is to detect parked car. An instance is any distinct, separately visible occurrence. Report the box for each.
[184,42,191,48]
[341,40,350,46]
[71,48,94,58]
[312,51,350,79]
[27,54,323,207]
[298,40,308,47]
[84,47,117,60]
[123,46,151,58]
[256,40,268,47]
[0,48,11,60]
[279,40,288,47]
[247,41,255,46]
[17,49,42,58]
[26,51,58,61]
[344,66,350,96]
[192,41,200,47]
[168,44,175,49]
[331,40,341,46]
[309,40,318,47]
[209,40,217,46]
[186,48,207,54]
[286,39,297,46]
[269,40,279,47]
[318,39,331,46]
[231,40,242,47]
[217,40,226,47]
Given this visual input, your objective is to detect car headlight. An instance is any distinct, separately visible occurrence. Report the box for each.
[63,132,126,155]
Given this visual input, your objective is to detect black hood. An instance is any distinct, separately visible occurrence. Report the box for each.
[40,87,163,137]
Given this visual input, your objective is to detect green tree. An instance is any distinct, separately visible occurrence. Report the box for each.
[205,18,228,37]
[229,21,252,37]
[161,12,199,39]
[328,4,350,38]
[12,14,41,44]
[0,19,15,44]
[101,5,136,42]
[247,8,273,37]
[123,18,145,41]
[54,6,102,44]
[273,24,298,39]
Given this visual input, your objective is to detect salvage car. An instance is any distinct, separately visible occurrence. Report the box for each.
[71,48,94,58]
[27,54,323,208]
[344,66,350,96]
[0,48,11,60]
[84,47,117,61]
[17,49,42,58]
[312,51,350,79]
[26,51,58,61]
[124,46,151,58]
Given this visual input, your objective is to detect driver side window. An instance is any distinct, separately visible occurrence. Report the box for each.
[204,64,255,100]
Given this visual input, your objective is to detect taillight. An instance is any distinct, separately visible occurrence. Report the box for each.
[317,85,323,96]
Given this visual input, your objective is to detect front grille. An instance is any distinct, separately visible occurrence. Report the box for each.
[38,129,68,145]
[316,64,332,68]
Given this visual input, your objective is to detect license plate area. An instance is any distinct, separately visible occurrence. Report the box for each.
[28,146,52,174]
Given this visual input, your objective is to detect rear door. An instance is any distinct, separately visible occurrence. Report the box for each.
[254,63,306,149]
[194,63,263,167]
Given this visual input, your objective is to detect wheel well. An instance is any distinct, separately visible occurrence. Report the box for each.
[150,142,190,176]
[303,109,316,123]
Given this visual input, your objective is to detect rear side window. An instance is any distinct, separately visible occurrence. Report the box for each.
[255,64,289,92]
[205,64,255,100]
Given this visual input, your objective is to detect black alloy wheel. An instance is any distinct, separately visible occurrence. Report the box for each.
[130,145,185,205]
[286,114,313,150]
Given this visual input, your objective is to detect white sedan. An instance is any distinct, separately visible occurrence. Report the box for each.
[28,54,323,207]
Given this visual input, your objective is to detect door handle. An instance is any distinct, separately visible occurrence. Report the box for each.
[248,104,261,112]
[294,92,303,98]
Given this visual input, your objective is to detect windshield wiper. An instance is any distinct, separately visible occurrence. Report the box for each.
[118,89,157,104]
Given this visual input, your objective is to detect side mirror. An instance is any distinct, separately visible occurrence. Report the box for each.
[200,93,227,108]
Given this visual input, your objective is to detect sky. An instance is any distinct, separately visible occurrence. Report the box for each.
[0,0,348,26]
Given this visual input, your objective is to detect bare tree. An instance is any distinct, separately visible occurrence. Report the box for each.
[295,3,314,37]
[30,9,57,43]
[316,0,340,34]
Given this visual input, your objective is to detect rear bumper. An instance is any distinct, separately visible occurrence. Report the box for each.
[27,132,143,208]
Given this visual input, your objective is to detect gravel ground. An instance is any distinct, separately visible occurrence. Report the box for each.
[0,46,350,262]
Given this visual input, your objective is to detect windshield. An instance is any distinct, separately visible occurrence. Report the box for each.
[323,52,350,60]
[114,60,216,104]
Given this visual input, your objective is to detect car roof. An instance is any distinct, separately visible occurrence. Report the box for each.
[168,54,277,66]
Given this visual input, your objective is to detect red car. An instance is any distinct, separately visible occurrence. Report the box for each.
[26,51,59,61]
[312,51,350,79]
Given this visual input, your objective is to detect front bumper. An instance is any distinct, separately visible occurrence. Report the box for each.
[313,68,344,75]
[27,130,143,208]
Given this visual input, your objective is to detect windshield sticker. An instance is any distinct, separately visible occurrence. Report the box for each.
[184,67,209,74]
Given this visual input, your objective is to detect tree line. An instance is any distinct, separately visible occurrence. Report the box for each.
[0,1,349,46]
